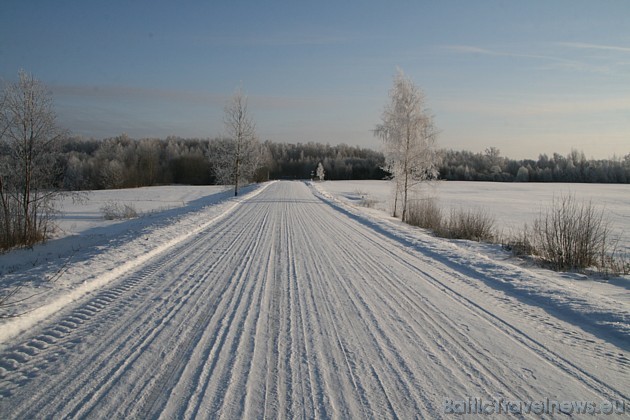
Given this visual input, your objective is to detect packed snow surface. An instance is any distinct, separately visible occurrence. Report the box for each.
[0,181,628,418]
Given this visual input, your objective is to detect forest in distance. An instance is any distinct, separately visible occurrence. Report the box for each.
[58,135,630,190]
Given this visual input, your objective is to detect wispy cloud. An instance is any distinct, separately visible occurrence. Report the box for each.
[442,44,573,63]
[558,42,630,53]
[205,34,353,47]
[442,44,624,75]
[443,45,500,55]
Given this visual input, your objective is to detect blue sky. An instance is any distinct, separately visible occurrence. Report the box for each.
[1,1,628,159]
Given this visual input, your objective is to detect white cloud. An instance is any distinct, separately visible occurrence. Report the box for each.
[442,43,625,75]
[205,34,353,47]
[442,44,569,62]
[557,42,630,53]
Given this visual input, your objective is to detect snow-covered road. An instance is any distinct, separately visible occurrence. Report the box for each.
[1,181,628,418]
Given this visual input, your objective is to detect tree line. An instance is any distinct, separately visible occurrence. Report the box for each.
[439,147,630,183]
[59,136,387,190]
[60,136,629,192]
[266,141,386,180]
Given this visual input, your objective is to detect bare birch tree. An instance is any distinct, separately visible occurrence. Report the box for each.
[0,71,66,249]
[214,88,260,196]
[374,69,439,221]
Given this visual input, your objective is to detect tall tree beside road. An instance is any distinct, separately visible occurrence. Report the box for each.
[0,71,66,249]
[218,87,260,196]
[374,69,439,221]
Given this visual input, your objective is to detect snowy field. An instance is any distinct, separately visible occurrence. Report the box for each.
[54,185,229,238]
[0,181,628,418]
[317,180,630,253]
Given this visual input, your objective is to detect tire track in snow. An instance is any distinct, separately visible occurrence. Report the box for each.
[1,227,209,397]
[311,182,629,404]
[311,208,522,400]
[290,202,400,418]
[319,203,629,403]
[1,184,271,417]
[183,209,274,418]
[302,203,456,416]
[5,208,253,417]
[285,199,324,419]
[1,181,628,419]
[134,198,276,419]
[123,210,268,418]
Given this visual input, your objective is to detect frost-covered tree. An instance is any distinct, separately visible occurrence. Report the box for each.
[214,87,260,196]
[515,166,529,182]
[0,71,66,248]
[316,162,325,181]
[374,69,438,221]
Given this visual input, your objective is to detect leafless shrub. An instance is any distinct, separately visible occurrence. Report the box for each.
[502,225,537,261]
[445,208,495,242]
[406,197,443,232]
[101,201,138,220]
[406,198,494,242]
[503,198,628,275]
[598,249,630,276]
[529,195,611,271]
[512,194,629,275]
